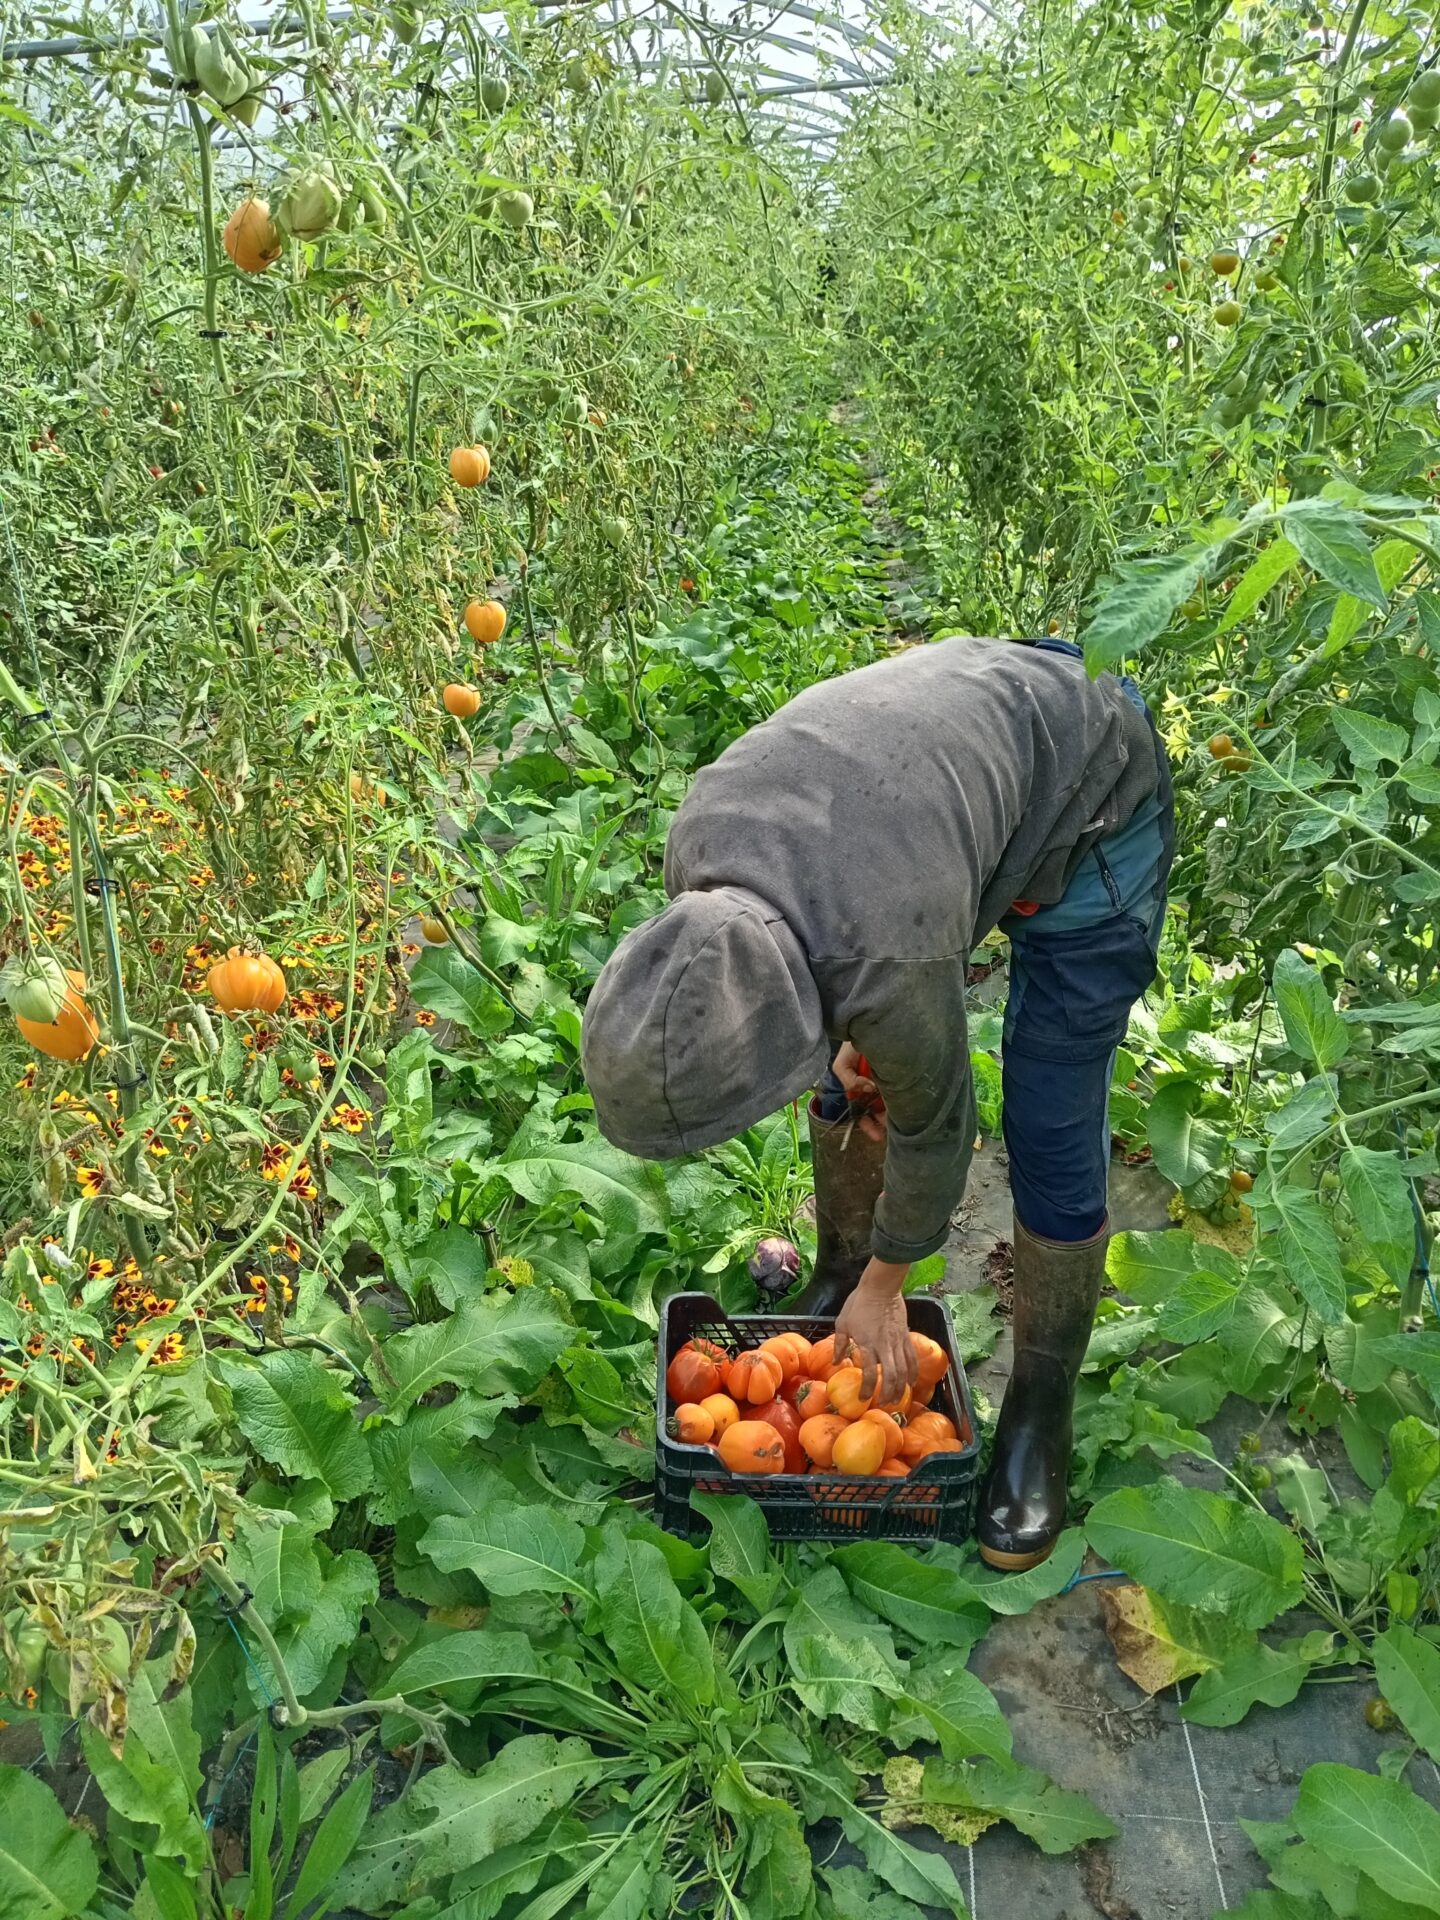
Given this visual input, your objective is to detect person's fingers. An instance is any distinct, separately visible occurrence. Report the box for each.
[858,1110,885,1143]
[899,1323,919,1388]
[858,1347,879,1400]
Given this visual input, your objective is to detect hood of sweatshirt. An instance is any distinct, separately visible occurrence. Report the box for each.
[581,885,829,1158]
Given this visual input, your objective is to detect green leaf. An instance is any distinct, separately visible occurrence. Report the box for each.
[1272,949,1350,1069]
[1267,1076,1340,1150]
[1085,1479,1304,1629]
[692,1492,783,1614]
[1331,706,1412,770]
[410,945,513,1036]
[1181,1632,1334,1727]
[831,1542,988,1649]
[834,1796,969,1917]
[1219,539,1299,634]
[1106,1229,1203,1305]
[229,1513,322,1622]
[921,1755,1117,1853]
[1273,1455,1331,1532]
[1081,545,1216,672]
[0,1767,99,1920]
[820,1864,929,1920]
[949,1528,1086,1614]
[493,1133,669,1237]
[893,1654,1013,1763]
[1264,1182,1347,1325]
[387,1628,543,1704]
[1281,505,1386,608]
[1341,1146,1415,1289]
[335,1738,605,1910]
[1372,1625,1440,1763]
[1293,1764,1440,1909]
[265,1548,378,1702]
[585,1833,662,1920]
[143,1857,198,1920]
[284,1767,373,1920]
[420,1501,593,1598]
[1225,1895,1328,1920]
[80,1724,204,1872]
[1156,1269,1243,1343]
[941,1284,1002,1361]
[216,1350,372,1502]
[591,1529,715,1706]
[1145,1079,1228,1187]
[379,1290,574,1416]
[782,1570,908,1728]
[408,1225,492,1308]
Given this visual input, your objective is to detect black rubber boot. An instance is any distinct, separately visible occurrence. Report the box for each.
[786,1099,887,1317]
[976,1214,1106,1571]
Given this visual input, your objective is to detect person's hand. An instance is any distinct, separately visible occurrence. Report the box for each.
[833,1260,918,1401]
[833,1041,885,1142]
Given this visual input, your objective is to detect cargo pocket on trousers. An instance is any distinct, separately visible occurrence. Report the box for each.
[1005,913,1159,1063]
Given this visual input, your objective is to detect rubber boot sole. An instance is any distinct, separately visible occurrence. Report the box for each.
[977,1539,1057,1573]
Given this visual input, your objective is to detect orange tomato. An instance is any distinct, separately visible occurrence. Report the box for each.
[909,1411,957,1443]
[861,1408,905,1461]
[788,1376,830,1420]
[805,1334,840,1379]
[877,1457,910,1477]
[442,683,482,718]
[464,597,507,645]
[910,1332,951,1390]
[670,1402,714,1444]
[666,1346,721,1404]
[16,968,99,1062]
[687,1337,729,1368]
[208,948,286,1015]
[726,1348,784,1405]
[827,1365,874,1420]
[832,1421,886,1475]
[699,1392,740,1437]
[872,1376,913,1418]
[751,1396,805,1473]
[448,444,491,487]
[798,1412,850,1468]
[718,1420,786,1474]
[759,1333,805,1382]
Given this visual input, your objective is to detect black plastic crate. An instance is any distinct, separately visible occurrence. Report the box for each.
[654,1291,982,1543]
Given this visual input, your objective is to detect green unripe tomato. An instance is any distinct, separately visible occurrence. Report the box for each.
[1378,112,1411,152]
[703,69,725,105]
[1409,69,1440,112]
[1364,1695,1398,1731]
[562,392,590,426]
[496,188,534,229]
[481,74,510,113]
[565,54,589,93]
[1344,171,1381,204]
[1407,102,1439,132]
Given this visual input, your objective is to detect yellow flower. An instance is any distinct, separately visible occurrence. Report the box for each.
[76,1166,104,1198]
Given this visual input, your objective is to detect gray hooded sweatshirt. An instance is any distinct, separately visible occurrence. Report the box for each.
[581,638,1161,1264]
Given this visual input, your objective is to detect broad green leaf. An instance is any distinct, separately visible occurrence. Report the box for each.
[921,1755,1117,1854]
[388,1628,543,1702]
[834,1796,969,1917]
[1330,706,1411,770]
[1386,1416,1440,1505]
[1156,1269,1243,1343]
[410,945,513,1036]
[592,1530,715,1706]
[1293,1764,1440,1909]
[1081,545,1216,672]
[420,1502,592,1599]
[335,1738,605,1910]
[216,1350,372,1502]
[949,1528,1086,1614]
[692,1492,783,1614]
[261,1547,378,1702]
[1145,1079,1227,1187]
[0,1767,99,1920]
[1341,1146,1415,1289]
[584,1833,662,1920]
[1095,1586,1243,1694]
[408,1225,492,1308]
[80,1724,204,1872]
[1264,1182,1347,1325]
[1220,539,1299,634]
[893,1653,1013,1763]
[1217,1287,1308,1396]
[378,1290,573,1416]
[1085,1479,1304,1628]
[127,1668,202,1802]
[1226,1895,1328,1920]
[831,1541,988,1649]
[1272,950,1349,1069]
[1273,1455,1331,1532]
[143,1857,198,1920]
[782,1571,908,1728]
[1106,1229,1203,1306]
[1281,504,1386,607]
[712,1765,811,1920]
[820,1864,929,1920]
[1267,1076,1340,1150]
[1372,1625,1440,1763]
[1181,1632,1334,1727]
[1370,1332,1440,1400]
[1324,540,1415,655]
[493,1134,668,1238]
